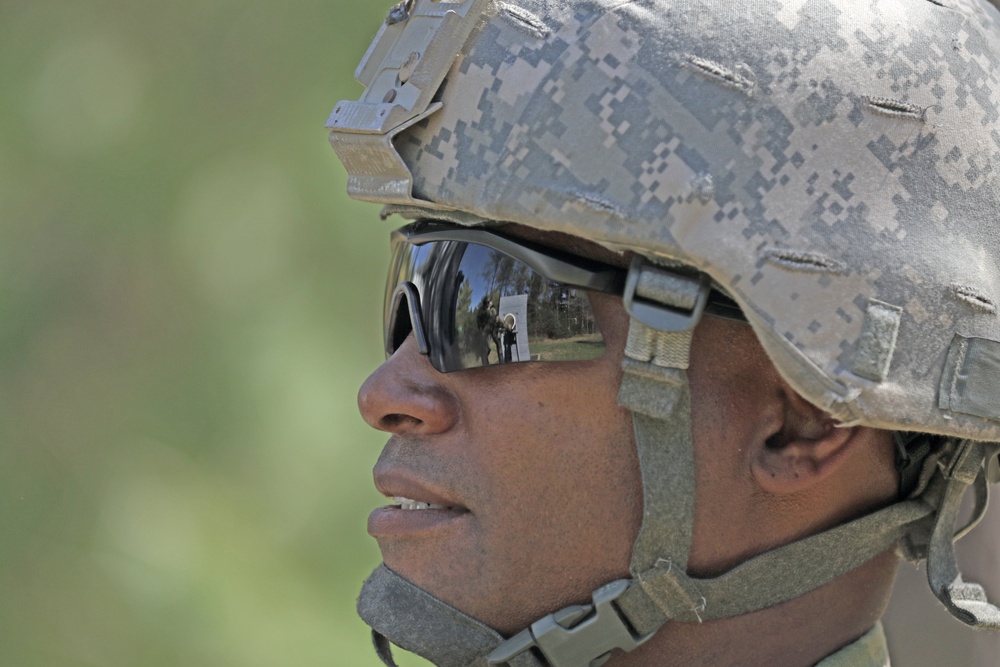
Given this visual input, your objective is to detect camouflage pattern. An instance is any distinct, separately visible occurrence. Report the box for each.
[329,0,1000,442]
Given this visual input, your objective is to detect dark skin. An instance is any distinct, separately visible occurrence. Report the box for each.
[359,282,900,666]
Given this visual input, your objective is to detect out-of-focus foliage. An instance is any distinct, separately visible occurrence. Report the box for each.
[0,0,429,664]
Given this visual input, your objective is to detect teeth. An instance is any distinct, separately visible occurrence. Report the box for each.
[393,496,448,510]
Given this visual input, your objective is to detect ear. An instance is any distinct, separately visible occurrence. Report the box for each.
[750,387,861,496]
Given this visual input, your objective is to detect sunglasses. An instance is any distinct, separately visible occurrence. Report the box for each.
[384,221,744,373]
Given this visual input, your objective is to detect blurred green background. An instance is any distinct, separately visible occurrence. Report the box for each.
[0,1,431,664]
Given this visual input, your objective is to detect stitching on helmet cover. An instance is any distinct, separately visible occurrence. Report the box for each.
[683,56,756,98]
[570,188,635,219]
[498,3,550,39]
[760,249,848,275]
[860,96,925,121]
[950,284,997,315]
[947,337,969,409]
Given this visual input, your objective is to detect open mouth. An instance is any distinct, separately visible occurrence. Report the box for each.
[392,496,457,511]
[370,494,471,538]
[370,470,471,538]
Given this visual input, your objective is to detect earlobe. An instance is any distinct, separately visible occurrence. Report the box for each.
[751,391,860,496]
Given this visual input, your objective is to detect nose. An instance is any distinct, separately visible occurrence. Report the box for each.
[357,334,460,435]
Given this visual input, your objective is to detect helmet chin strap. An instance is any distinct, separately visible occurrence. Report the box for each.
[357,564,543,667]
[355,261,990,666]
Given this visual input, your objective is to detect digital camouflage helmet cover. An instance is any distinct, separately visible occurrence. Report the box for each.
[328,0,1000,664]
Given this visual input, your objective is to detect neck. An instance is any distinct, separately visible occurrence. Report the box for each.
[608,549,899,667]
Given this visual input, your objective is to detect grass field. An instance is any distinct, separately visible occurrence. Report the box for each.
[529,335,605,361]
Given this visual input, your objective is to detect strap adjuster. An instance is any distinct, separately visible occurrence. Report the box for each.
[622,257,710,333]
[487,580,654,666]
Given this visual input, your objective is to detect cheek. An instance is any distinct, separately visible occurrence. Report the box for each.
[465,361,642,574]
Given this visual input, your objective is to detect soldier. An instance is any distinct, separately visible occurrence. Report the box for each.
[328,0,1000,665]
[501,313,517,362]
[476,295,498,366]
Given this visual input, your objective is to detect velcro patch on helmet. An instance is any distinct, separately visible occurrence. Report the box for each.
[939,335,1000,423]
[851,300,903,382]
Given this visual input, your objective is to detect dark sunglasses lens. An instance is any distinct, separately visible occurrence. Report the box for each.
[386,236,606,371]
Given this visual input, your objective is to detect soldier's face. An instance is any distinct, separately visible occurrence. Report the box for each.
[357,285,777,634]
[358,292,642,633]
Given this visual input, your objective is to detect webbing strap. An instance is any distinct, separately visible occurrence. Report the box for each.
[925,440,1000,629]
[955,471,990,542]
[626,408,696,576]
[617,499,934,633]
[357,564,543,667]
[618,317,696,576]
[373,631,400,667]
[624,322,692,369]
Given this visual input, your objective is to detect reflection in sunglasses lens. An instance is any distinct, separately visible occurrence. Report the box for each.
[451,245,604,369]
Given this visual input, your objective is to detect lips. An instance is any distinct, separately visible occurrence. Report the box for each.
[374,470,467,510]
[370,470,470,538]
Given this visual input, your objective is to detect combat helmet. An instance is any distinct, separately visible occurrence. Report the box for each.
[329,0,1000,665]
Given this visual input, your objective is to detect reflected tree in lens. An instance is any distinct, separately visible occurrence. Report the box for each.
[477,250,602,362]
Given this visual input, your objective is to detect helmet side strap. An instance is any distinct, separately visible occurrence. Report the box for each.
[617,259,705,575]
[617,499,933,630]
[925,440,1000,629]
[618,326,696,575]
[613,269,703,630]
[614,440,1000,634]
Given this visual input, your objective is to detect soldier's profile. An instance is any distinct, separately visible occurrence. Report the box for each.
[328,0,1000,665]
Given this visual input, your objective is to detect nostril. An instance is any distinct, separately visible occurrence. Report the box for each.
[381,413,422,430]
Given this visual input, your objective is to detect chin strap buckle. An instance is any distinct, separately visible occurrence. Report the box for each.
[486,580,654,667]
